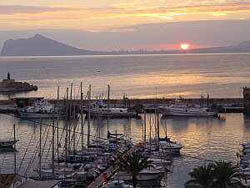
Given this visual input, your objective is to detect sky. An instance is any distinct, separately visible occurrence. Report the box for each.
[0,0,250,50]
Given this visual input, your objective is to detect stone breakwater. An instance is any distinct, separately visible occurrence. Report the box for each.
[0,98,243,106]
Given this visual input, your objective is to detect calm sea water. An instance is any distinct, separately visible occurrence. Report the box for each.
[0,53,250,99]
[1,54,250,187]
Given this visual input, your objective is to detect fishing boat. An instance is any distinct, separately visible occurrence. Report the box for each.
[17,99,65,119]
[87,100,139,118]
[159,103,217,117]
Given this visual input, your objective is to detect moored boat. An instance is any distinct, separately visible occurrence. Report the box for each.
[86,100,139,118]
[159,137,183,153]
[118,168,163,181]
[17,99,65,119]
[0,140,18,148]
[159,103,217,117]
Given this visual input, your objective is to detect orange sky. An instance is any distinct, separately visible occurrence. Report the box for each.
[0,0,250,31]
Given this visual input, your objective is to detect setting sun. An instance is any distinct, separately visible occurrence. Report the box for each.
[180,43,190,50]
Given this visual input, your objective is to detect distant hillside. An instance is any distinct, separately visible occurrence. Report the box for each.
[0,34,101,56]
[189,41,250,53]
[1,34,250,56]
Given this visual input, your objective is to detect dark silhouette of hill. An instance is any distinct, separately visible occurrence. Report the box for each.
[0,34,100,56]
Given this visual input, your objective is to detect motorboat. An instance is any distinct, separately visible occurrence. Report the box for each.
[159,103,217,117]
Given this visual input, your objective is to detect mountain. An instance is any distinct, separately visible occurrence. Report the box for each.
[0,34,100,56]
[1,34,250,56]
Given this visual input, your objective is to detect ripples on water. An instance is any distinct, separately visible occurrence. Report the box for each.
[0,113,250,187]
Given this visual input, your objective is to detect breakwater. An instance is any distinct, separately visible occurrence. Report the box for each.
[0,97,243,106]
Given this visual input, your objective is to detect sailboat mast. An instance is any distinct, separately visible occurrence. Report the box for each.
[87,84,91,147]
[69,83,73,151]
[144,110,146,142]
[39,120,42,179]
[149,114,152,152]
[57,86,60,100]
[107,85,110,132]
[56,86,60,165]
[56,117,59,163]
[52,119,55,177]
[65,88,69,166]
[13,124,16,174]
[80,82,84,151]
[107,85,110,110]
[156,111,160,151]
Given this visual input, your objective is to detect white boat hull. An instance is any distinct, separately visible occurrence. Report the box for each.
[160,107,217,117]
[119,170,162,181]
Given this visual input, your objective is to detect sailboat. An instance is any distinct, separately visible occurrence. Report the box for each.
[159,118,183,154]
[0,124,18,149]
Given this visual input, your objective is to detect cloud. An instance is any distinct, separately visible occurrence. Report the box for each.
[0,5,75,15]
[0,2,250,31]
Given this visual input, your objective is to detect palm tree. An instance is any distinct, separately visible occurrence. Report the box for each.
[185,161,246,188]
[116,150,153,188]
[185,163,214,188]
[212,161,245,188]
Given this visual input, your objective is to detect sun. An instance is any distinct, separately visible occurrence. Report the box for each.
[180,43,190,50]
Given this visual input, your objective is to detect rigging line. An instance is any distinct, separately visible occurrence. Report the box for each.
[44,118,59,162]
[5,113,93,139]
[76,119,87,148]
[69,120,79,150]
[40,121,51,159]
[0,153,6,174]
[56,121,66,157]
[24,121,51,176]
[17,122,37,172]
[31,121,52,173]
[5,113,132,143]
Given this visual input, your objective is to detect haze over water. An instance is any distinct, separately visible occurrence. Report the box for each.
[0,53,250,100]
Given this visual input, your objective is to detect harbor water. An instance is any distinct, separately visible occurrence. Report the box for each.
[1,53,250,187]
[0,113,249,187]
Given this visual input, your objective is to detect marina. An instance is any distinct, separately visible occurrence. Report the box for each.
[0,54,250,188]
